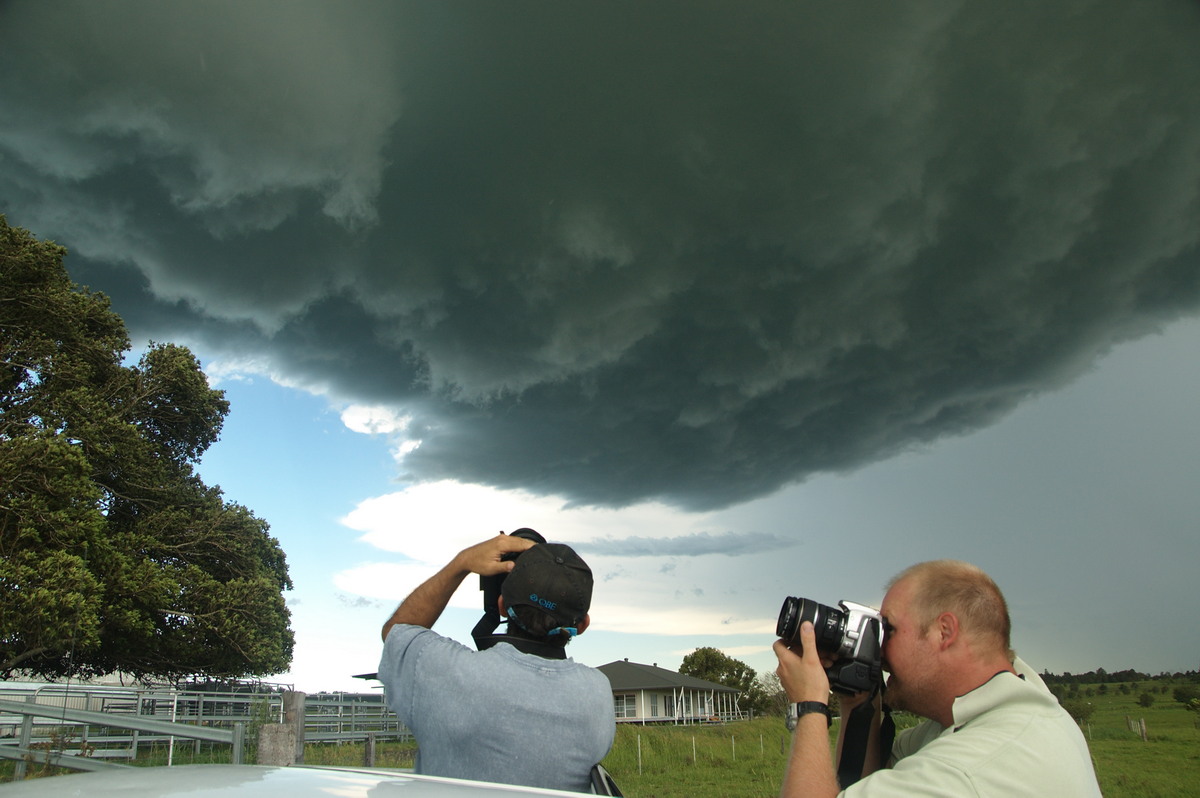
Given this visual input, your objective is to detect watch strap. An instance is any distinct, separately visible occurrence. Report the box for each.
[787,700,832,729]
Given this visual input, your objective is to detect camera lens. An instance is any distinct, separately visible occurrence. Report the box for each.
[776,597,846,655]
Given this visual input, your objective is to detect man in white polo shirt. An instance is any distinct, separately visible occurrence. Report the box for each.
[773,559,1102,797]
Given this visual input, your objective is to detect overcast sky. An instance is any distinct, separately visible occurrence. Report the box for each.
[2,1,1198,691]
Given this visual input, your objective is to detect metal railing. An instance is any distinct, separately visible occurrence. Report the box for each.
[303,692,409,743]
[0,683,411,778]
[0,697,244,780]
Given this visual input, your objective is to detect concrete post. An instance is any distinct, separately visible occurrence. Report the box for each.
[283,691,306,764]
[256,724,295,766]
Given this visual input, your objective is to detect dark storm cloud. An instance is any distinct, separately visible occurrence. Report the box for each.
[3,1,1199,509]
[587,531,798,558]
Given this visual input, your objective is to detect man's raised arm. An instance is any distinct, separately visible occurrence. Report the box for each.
[381,533,536,641]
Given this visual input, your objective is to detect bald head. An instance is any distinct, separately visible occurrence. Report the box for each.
[888,560,1012,659]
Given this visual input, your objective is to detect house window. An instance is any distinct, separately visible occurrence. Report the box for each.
[649,693,658,717]
[614,693,636,719]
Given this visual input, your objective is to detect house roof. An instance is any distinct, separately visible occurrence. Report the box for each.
[597,659,738,693]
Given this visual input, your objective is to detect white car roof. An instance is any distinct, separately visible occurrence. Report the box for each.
[0,764,590,797]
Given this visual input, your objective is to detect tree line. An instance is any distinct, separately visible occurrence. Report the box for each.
[678,643,1200,722]
[1040,668,1200,685]
[1,215,294,684]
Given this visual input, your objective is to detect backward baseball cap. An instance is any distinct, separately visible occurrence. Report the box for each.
[501,542,593,628]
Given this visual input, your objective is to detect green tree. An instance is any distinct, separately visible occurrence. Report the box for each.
[1059,698,1094,724]
[1173,685,1200,706]
[1137,692,1155,708]
[1,215,294,683]
[756,669,789,717]
[679,646,770,716]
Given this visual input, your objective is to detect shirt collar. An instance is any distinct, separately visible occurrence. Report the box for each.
[950,667,1055,732]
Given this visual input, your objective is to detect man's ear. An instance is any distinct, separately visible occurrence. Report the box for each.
[577,613,591,635]
[936,612,959,650]
[498,596,507,616]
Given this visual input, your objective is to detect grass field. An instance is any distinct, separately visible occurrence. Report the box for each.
[1078,684,1200,798]
[597,684,1200,798]
[4,681,1197,796]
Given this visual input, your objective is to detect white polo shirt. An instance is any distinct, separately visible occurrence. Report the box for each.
[842,660,1102,797]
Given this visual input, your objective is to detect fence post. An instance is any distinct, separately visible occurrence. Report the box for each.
[196,697,205,756]
[255,724,293,765]
[133,693,144,761]
[14,697,35,781]
[232,722,245,764]
[283,691,306,765]
[364,732,377,767]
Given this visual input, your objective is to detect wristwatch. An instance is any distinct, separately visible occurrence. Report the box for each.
[787,701,832,730]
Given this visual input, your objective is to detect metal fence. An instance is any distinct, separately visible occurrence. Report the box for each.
[0,696,246,780]
[303,691,409,743]
[0,681,411,772]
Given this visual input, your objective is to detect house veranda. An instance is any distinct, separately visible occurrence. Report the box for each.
[598,659,744,725]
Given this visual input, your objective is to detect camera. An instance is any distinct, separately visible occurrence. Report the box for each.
[472,528,546,647]
[776,596,884,694]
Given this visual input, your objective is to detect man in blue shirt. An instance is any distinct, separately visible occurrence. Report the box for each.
[378,532,614,793]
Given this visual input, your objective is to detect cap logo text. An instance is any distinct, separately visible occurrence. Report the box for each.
[529,593,557,610]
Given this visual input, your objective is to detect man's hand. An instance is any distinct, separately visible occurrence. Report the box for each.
[452,532,538,577]
[837,687,876,715]
[773,621,832,703]
[775,621,842,798]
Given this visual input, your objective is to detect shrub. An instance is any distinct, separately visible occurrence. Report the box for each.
[1060,698,1095,724]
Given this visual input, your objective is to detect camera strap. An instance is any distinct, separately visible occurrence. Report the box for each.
[473,633,568,660]
[836,687,895,787]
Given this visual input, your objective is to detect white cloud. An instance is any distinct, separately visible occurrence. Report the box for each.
[340,480,707,562]
[668,643,774,661]
[331,560,778,637]
[333,561,456,604]
[202,357,276,387]
[595,604,773,637]
[333,480,782,642]
[340,405,412,436]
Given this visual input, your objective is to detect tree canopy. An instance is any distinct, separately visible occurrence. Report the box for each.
[1,215,294,683]
[679,646,771,716]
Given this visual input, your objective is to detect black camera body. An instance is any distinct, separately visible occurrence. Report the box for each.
[777,596,884,695]
[472,528,546,648]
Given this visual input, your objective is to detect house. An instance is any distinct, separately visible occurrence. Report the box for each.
[597,659,743,724]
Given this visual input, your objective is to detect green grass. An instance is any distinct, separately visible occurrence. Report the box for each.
[600,716,790,798]
[596,714,923,798]
[5,683,1198,796]
[1073,684,1200,798]
[300,739,417,769]
[0,735,418,779]
[597,686,1200,798]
